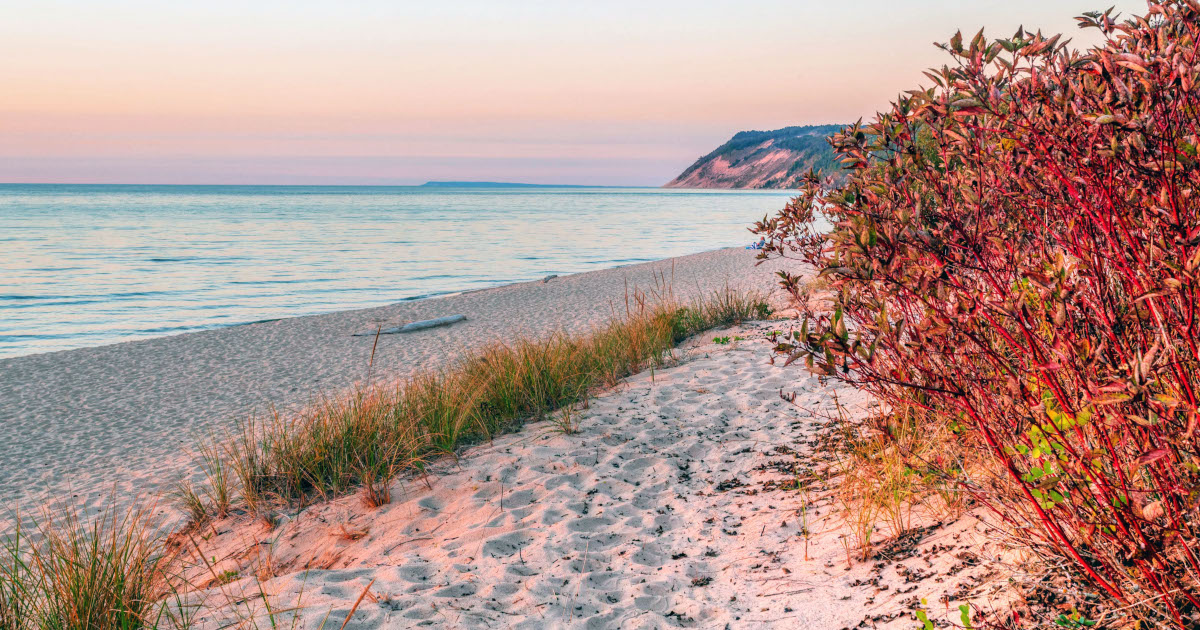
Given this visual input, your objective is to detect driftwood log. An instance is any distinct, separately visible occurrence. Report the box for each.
[353,314,466,336]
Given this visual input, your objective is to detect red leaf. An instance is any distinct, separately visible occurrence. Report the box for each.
[1134,449,1171,469]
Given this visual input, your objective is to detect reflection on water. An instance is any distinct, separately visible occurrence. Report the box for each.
[0,184,798,358]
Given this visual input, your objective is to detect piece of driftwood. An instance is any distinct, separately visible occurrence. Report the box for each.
[353,314,466,336]
[542,274,558,283]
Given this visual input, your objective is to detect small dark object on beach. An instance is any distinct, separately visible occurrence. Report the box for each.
[542,274,558,283]
[714,477,746,492]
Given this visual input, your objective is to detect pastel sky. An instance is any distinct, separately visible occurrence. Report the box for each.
[2,0,1145,185]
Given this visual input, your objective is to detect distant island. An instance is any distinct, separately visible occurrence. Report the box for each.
[420,181,599,188]
[665,124,846,189]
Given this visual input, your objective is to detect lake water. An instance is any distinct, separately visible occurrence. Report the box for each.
[0,184,796,358]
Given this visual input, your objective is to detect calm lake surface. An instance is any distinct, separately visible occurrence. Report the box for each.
[0,184,797,358]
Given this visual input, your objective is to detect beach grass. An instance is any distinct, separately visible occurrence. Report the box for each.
[0,285,763,628]
[0,286,767,629]
[829,399,972,562]
[193,286,767,513]
[0,505,172,630]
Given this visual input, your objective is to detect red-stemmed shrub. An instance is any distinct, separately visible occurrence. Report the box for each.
[755,3,1200,625]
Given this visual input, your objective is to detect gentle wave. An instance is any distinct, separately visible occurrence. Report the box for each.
[0,184,798,358]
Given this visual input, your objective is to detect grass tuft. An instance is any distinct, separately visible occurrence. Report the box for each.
[0,505,172,629]
[829,395,976,563]
[202,287,766,511]
[169,481,209,527]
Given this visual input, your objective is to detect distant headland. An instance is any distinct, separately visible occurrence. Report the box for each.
[665,124,847,189]
[419,181,601,188]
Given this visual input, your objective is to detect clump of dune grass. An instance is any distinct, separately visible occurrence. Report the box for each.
[169,481,208,528]
[828,395,977,563]
[193,287,765,512]
[198,442,232,519]
[170,440,234,528]
[359,467,392,509]
[668,287,769,340]
[550,404,580,436]
[0,505,174,630]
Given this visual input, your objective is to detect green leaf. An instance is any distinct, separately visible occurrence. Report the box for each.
[915,601,934,630]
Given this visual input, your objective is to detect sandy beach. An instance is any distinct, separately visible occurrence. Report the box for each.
[0,244,1026,629]
[0,248,794,519]
[180,322,1014,629]
[0,245,1026,629]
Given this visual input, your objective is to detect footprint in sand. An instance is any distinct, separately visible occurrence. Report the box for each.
[481,531,530,558]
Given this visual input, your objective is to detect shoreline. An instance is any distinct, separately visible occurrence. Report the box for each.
[0,247,798,520]
[0,247,1024,629]
[1,260,656,363]
[0,251,755,363]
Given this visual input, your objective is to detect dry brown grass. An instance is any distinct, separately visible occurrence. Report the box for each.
[827,394,979,563]
[0,504,177,629]
[0,287,768,628]
[188,287,766,514]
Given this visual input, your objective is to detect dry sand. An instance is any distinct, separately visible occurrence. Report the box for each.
[0,248,794,519]
[1,246,1020,628]
[181,323,1016,629]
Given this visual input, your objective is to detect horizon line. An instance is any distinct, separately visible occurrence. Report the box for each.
[0,180,652,188]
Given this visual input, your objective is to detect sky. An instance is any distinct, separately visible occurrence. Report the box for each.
[1,0,1147,186]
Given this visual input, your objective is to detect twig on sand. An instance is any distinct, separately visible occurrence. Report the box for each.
[365,324,382,384]
[383,537,433,555]
[338,579,375,630]
[759,586,814,598]
[567,538,591,618]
